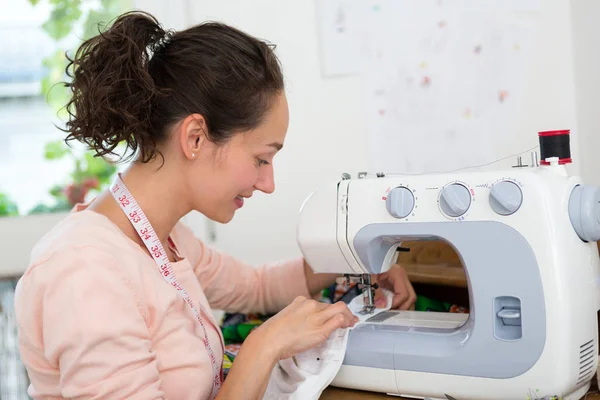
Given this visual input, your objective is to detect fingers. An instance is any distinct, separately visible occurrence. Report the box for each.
[390,277,412,310]
[400,280,417,311]
[379,265,417,310]
[378,270,406,309]
[292,295,311,305]
[374,288,387,308]
[295,298,330,317]
[394,266,417,310]
[315,301,357,326]
[318,306,357,338]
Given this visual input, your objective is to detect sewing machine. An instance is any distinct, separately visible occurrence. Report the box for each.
[297,154,600,400]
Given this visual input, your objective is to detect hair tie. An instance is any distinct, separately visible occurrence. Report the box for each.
[150,30,175,53]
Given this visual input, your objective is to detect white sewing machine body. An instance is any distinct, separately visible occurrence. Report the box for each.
[297,162,600,400]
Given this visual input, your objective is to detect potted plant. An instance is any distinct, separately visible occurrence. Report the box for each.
[29,141,117,214]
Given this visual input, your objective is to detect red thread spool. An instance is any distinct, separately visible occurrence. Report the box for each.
[538,130,572,165]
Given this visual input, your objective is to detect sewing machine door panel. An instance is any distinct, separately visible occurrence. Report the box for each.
[346,220,545,379]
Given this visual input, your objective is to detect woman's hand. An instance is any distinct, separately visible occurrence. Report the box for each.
[219,298,356,399]
[373,264,417,310]
[251,296,358,361]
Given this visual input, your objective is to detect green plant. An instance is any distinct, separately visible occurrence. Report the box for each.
[29,141,118,214]
[0,193,19,217]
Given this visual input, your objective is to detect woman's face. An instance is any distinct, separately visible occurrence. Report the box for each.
[184,92,289,223]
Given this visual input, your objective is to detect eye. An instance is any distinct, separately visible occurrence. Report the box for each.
[255,158,270,167]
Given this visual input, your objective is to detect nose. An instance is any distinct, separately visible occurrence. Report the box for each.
[254,165,275,194]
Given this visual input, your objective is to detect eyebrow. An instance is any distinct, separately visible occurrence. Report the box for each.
[267,142,283,151]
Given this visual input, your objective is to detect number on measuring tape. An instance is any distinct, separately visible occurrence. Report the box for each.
[129,211,141,223]
[139,228,152,240]
[118,195,130,207]
[150,245,162,258]
[160,264,170,276]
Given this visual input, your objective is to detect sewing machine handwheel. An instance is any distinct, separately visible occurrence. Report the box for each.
[568,184,600,242]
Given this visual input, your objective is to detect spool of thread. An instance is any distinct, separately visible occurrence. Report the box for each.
[538,130,572,165]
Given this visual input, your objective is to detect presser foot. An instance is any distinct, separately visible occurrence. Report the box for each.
[344,273,379,315]
[358,304,376,315]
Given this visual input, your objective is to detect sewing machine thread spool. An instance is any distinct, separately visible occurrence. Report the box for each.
[538,129,571,165]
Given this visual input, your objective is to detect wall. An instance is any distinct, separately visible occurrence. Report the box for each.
[174,0,592,266]
[489,1,580,175]
[571,0,600,187]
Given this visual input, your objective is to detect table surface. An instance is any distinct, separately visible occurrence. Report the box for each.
[320,386,600,399]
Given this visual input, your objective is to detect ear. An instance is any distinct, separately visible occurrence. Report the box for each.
[178,113,208,160]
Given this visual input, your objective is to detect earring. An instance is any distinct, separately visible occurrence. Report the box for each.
[191,153,196,158]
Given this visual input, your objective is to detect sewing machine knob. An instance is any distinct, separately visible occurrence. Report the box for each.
[439,184,471,217]
[386,186,415,218]
[489,181,523,215]
[568,185,600,242]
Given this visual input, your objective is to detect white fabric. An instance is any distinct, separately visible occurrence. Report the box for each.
[263,290,394,400]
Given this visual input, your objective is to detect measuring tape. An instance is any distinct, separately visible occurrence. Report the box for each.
[110,174,223,398]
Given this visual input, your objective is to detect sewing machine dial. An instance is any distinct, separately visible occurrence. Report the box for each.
[438,182,473,219]
[385,186,415,219]
[489,180,523,215]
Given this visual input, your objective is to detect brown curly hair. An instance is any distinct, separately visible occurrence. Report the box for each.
[62,11,285,163]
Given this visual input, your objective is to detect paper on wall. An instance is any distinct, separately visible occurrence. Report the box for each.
[315,0,537,174]
[359,0,536,174]
[315,0,538,78]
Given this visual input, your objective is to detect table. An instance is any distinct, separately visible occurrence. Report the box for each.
[320,386,600,399]
[320,387,394,399]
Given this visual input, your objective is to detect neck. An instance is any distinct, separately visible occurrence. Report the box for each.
[103,161,191,247]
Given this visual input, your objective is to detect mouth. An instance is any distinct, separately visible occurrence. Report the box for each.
[234,195,246,208]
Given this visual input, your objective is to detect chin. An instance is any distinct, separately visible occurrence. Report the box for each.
[205,210,235,224]
[215,214,234,224]
[192,203,235,224]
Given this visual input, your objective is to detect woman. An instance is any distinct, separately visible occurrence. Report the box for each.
[14,11,416,400]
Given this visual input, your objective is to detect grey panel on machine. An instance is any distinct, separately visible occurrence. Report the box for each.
[346,221,546,379]
[569,184,600,242]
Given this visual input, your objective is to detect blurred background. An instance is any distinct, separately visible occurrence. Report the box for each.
[1,0,599,397]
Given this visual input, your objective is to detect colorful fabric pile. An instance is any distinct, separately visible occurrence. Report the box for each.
[220,313,272,379]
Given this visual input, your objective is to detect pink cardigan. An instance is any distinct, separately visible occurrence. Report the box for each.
[14,206,310,399]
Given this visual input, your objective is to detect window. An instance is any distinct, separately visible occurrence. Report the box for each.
[0,1,128,221]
